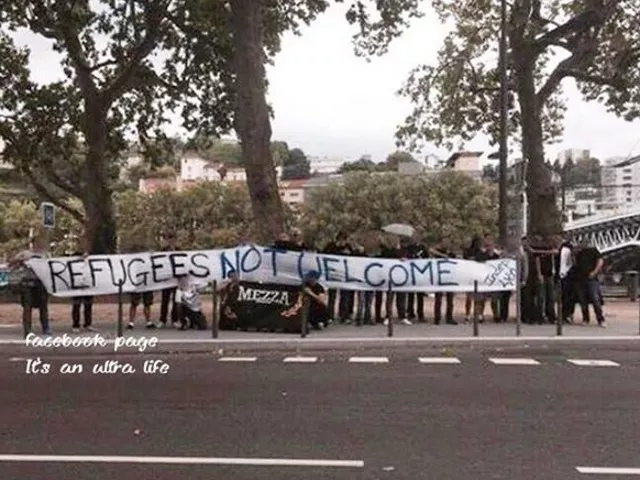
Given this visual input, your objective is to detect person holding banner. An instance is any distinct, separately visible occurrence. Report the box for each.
[9,233,50,336]
[301,271,328,330]
[69,234,94,333]
[174,275,207,330]
[159,234,179,328]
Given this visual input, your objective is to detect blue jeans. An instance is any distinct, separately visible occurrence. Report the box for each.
[576,279,605,324]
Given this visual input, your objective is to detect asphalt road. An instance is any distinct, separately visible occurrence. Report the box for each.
[1,344,640,480]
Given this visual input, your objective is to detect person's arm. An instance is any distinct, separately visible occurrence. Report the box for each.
[303,286,327,306]
[535,255,542,282]
[590,257,604,278]
[520,252,529,284]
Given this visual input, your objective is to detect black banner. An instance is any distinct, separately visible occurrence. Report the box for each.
[219,281,303,333]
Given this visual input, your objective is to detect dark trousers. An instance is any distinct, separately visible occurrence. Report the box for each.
[540,277,556,321]
[575,279,605,324]
[495,291,511,322]
[178,305,207,330]
[374,291,394,322]
[338,290,354,321]
[327,289,338,319]
[560,277,575,320]
[21,284,49,335]
[160,288,177,324]
[521,280,539,324]
[434,292,454,323]
[395,292,407,319]
[359,291,375,324]
[72,296,93,328]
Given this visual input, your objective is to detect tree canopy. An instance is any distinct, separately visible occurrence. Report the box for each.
[396,0,640,235]
[281,147,311,180]
[299,170,497,249]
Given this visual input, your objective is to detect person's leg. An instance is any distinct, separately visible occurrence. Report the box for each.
[416,293,425,322]
[160,289,171,325]
[464,293,472,321]
[338,290,347,322]
[490,294,500,322]
[446,293,456,323]
[128,294,140,328]
[143,292,155,328]
[21,288,33,337]
[499,291,511,322]
[561,278,572,322]
[385,291,395,321]
[395,292,407,320]
[374,291,383,323]
[434,292,443,324]
[363,291,374,324]
[38,287,49,334]
[327,289,337,321]
[83,297,94,329]
[72,300,81,330]
[575,281,590,324]
[544,277,556,322]
[587,279,606,325]
[407,292,416,320]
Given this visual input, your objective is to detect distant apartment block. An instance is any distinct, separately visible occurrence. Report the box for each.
[557,148,590,164]
[444,151,483,181]
[600,155,640,210]
[308,156,345,175]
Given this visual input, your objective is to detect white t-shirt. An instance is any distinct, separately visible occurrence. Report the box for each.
[559,245,573,279]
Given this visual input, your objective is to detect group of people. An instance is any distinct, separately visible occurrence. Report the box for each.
[272,229,607,329]
[8,227,607,337]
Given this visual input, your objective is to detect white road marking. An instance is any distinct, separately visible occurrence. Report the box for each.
[218,357,257,362]
[489,358,540,365]
[348,356,389,364]
[0,454,364,468]
[418,357,461,364]
[577,466,640,475]
[283,356,318,363]
[568,359,620,367]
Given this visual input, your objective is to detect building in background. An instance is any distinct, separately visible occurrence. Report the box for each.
[600,155,640,211]
[444,151,483,181]
[308,156,345,175]
[557,148,590,164]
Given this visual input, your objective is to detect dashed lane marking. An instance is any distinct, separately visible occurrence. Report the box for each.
[348,356,389,364]
[577,466,640,475]
[218,357,257,363]
[568,359,620,367]
[418,357,461,364]
[489,358,541,366]
[283,356,318,363]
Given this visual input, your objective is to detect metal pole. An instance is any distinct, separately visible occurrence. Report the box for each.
[116,280,124,338]
[556,277,563,336]
[473,281,479,337]
[515,256,521,336]
[300,293,309,338]
[211,281,219,339]
[386,283,393,337]
[497,0,509,246]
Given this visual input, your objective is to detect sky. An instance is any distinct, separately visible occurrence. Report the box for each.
[9,2,640,165]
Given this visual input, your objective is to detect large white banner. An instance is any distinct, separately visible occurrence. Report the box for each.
[25,245,517,297]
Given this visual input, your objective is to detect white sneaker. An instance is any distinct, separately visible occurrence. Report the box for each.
[383,319,389,326]
[83,326,96,332]
[401,318,413,326]
[72,327,80,334]
[599,322,607,328]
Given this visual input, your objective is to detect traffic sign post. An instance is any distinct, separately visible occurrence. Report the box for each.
[41,203,55,230]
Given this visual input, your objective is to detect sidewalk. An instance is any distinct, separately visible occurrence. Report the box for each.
[0,298,638,342]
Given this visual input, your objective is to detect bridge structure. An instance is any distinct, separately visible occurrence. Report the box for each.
[564,206,640,272]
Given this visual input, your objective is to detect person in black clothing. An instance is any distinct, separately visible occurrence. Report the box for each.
[393,239,412,324]
[429,241,457,325]
[159,234,179,328]
[405,240,426,321]
[301,271,328,329]
[69,234,94,333]
[522,235,543,324]
[375,237,398,324]
[463,236,483,322]
[573,243,606,326]
[322,232,354,323]
[555,235,576,323]
[474,234,497,322]
[219,271,242,329]
[534,236,556,323]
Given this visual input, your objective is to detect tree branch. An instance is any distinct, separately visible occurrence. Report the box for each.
[104,1,171,103]
[534,7,602,48]
[22,167,85,222]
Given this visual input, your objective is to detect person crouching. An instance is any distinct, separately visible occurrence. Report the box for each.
[175,275,207,330]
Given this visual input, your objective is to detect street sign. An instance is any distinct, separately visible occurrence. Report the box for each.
[41,202,55,229]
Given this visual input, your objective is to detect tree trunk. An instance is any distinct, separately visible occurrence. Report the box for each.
[513,51,560,237]
[83,109,118,254]
[230,0,285,243]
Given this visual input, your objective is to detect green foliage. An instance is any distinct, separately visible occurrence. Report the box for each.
[299,171,497,250]
[0,199,83,258]
[282,148,311,180]
[116,182,256,251]
[385,150,416,168]
[338,154,397,173]
[552,157,601,187]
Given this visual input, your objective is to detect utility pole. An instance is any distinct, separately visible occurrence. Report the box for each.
[498,0,509,245]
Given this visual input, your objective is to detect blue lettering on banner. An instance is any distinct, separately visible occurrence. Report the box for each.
[343,259,362,283]
[364,262,384,287]
[322,257,341,282]
[389,264,409,287]
[297,252,323,281]
[189,253,211,278]
[263,247,286,277]
[241,246,262,273]
[436,259,458,286]
[220,250,240,278]
[409,260,434,286]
